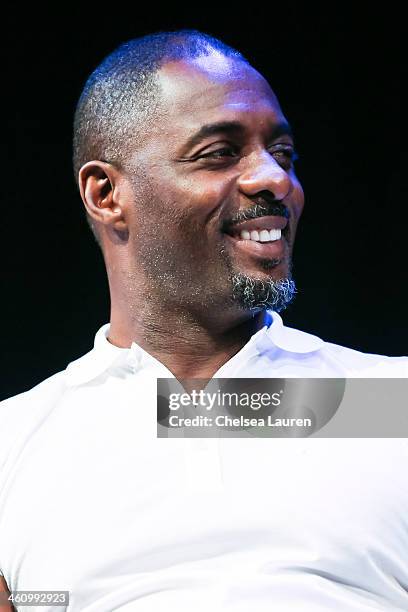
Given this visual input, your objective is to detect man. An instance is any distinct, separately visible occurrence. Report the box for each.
[1,30,407,611]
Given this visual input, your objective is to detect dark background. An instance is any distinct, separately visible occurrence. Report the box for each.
[5,6,407,400]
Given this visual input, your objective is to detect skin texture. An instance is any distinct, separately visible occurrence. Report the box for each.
[0,576,14,611]
[79,54,305,380]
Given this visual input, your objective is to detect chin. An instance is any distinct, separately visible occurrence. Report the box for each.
[230,267,296,312]
[238,256,290,280]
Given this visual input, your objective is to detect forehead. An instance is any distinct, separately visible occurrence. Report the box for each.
[153,54,286,138]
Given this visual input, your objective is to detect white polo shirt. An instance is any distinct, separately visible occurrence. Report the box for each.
[1,311,407,611]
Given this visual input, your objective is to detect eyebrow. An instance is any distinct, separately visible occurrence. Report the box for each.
[181,119,294,152]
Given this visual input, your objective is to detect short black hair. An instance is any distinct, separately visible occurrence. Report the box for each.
[72,29,248,246]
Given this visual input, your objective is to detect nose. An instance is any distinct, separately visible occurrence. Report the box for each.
[237,151,292,201]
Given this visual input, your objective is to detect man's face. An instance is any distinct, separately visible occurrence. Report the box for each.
[121,53,304,314]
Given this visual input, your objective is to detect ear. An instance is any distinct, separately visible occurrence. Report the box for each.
[78,161,127,235]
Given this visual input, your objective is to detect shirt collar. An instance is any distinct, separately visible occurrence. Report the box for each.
[65,311,324,387]
[263,310,324,354]
[65,324,129,387]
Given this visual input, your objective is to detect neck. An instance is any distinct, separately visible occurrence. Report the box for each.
[108,297,269,380]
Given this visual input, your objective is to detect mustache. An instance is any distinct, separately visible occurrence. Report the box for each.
[222,197,290,232]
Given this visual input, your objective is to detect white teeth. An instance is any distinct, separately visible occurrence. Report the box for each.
[259,230,270,242]
[239,228,282,242]
[269,229,281,241]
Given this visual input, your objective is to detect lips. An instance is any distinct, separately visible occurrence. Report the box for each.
[224,233,286,262]
[222,214,289,264]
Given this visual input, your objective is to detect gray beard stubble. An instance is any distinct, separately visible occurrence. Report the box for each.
[230,272,297,312]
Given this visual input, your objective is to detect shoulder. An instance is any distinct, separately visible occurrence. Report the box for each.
[319,338,408,377]
[0,341,100,481]
[269,312,408,376]
[0,328,116,480]
[1,368,69,421]
[0,370,70,475]
[0,330,108,445]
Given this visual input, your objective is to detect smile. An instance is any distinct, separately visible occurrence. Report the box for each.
[224,215,288,244]
[238,228,281,243]
[223,215,289,261]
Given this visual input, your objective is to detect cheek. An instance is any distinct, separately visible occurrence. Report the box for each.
[142,170,226,228]
[290,178,305,224]
[171,174,229,219]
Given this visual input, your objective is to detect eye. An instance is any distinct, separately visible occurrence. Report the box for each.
[269,145,299,169]
[197,146,239,160]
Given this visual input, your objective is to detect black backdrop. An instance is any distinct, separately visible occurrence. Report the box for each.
[5,6,407,400]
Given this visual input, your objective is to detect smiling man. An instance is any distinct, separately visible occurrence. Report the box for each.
[1,30,407,612]
[73,39,304,379]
